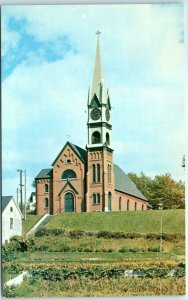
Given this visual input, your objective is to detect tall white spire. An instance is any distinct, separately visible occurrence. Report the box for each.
[90,31,107,104]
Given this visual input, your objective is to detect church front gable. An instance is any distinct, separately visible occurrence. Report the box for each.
[52,142,86,213]
[57,181,79,213]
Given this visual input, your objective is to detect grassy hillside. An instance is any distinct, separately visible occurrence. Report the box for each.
[23,215,42,234]
[47,210,185,234]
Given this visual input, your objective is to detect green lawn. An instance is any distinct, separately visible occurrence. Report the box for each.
[22,215,42,234]
[47,210,185,234]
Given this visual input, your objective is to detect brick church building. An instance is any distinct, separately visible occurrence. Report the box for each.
[35,34,150,215]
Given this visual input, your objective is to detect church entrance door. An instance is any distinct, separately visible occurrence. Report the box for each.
[64,192,74,212]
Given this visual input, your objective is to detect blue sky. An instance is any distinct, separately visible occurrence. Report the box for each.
[2,4,184,199]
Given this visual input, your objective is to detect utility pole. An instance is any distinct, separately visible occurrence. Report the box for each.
[24,169,27,221]
[16,187,19,204]
[160,218,163,252]
[17,169,24,214]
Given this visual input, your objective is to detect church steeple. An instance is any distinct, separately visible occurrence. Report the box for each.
[90,31,105,102]
[87,32,112,149]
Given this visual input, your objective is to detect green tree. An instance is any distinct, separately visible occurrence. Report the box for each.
[128,172,185,209]
[128,172,153,200]
[151,174,185,209]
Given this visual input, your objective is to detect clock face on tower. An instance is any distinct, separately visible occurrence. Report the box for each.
[106,109,110,121]
[90,108,101,120]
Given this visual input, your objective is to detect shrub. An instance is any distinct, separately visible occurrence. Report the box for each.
[69,230,85,238]
[2,236,35,262]
[2,285,16,298]
[97,231,112,238]
[147,246,161,252]
[35,228,49,237]
[39,244,50,251]
[124,233,142,239]
[129,247,140,253]
[59,244,71,252]
[119,247,129,253]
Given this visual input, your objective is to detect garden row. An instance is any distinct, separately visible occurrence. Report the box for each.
[35,228,184,241]
[34,244,164,253]
[3,261,185,281]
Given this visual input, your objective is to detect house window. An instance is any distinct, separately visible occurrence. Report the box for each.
[119,197,122,211]
[67,159,71,164]
[97,164,100,182]
[10,207,13,212]
[92,194,96,204]
[10,218,13,229]
[96,194,100,204]
[62,169,77,180]
[92,131,101,144]
[135,202,137,211]
[127,199,129,211]
[45,184,49,192]
[45,198,49,208]
[142,204,144,210]
[92,164,96,183]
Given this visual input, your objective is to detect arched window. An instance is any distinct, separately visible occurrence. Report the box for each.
[127,199,129,211]
[67,159,71,164]
[119,197,122,211]
[97,164,100,182]
[108,165,110,183]
[97,194,100,204]
[110,165,112,183]
[108,192,112,211]
[108,165,111,183]
[45,184,48,192]
[106,132,110,145]
[92,131,101,144]
[45,198,49,208]
[92,164,96,183]
[92,194,96,204]
[135,202,137,211]
[142,204,144,210]
[61,169,77,180]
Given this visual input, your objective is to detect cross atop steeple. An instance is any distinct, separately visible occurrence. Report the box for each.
[96,30,101,38]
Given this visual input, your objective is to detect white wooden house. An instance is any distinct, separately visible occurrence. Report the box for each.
[2,196,24,244]
[28,192,36,212]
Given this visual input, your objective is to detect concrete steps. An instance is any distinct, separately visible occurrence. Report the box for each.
[26,214,53,235]
[36,215,53,231]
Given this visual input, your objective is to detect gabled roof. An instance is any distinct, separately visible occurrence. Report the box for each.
[58,180,79,196]
[35,168,53,180]
[114,164,147,201]
[2,196,13,212]
[52,141,87,166]
[90,94,101,108]
[2,196,24,218]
